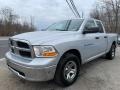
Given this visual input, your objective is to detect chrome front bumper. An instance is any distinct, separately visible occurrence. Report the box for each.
[5,52,57,81]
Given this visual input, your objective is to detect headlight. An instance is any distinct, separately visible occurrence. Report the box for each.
[33,46,58,57]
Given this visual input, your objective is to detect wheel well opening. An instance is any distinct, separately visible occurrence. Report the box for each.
[62,49,82,65]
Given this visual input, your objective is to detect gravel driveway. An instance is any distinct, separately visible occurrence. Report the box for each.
[0,47,120,90]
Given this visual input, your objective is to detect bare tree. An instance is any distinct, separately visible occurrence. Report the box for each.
[90,5,101,19]
[0,7,36,36]
[0,7,19,24]
[103,0,120,32]
[90,0,120,33]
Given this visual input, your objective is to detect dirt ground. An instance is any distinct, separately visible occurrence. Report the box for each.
[0,47,120,90]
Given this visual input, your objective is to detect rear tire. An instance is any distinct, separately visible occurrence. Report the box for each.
[54,53,80,87]
[105,44,116,60]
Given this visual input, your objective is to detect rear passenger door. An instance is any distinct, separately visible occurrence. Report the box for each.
[95,20,108,53]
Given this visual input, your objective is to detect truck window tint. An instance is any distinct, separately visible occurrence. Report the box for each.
[84,20,96,30]
[47,20,69,31]
[46,19,83,31]
[96,21,104,33]
[67,20,83,31]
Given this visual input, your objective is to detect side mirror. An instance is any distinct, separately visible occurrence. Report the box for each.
[83,27,99,34]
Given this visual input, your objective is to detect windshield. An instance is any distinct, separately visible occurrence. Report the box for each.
[46,19,84,31]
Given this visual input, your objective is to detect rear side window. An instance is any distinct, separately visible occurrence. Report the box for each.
[96,21,104,33]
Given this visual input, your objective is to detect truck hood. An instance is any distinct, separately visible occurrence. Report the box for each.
[11,31,77,45]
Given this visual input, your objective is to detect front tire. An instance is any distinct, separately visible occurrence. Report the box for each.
[54,53,80,86]
[105,44,116,60]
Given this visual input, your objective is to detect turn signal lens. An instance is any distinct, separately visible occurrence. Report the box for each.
[33,46,58,57]
[42,52,58,57]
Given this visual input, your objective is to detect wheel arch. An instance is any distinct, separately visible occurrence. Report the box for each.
[59,49,82,65]
[54,49,82,86]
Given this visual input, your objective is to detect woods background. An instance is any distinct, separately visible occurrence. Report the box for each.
[0,7,36,36]
[0,0,120,36]
[90,0,120,34]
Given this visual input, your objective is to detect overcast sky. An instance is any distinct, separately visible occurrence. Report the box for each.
[0,0,97,30]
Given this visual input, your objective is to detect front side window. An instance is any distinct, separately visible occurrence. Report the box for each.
[84,20,96,30]
[46,19,83,31]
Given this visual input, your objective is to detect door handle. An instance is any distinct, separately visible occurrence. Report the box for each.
[95,37,100,39]
[104,36,108,38]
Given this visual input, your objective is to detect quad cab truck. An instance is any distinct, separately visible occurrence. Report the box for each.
[6,18,117,86]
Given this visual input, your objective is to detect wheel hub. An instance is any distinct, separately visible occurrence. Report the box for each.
[64,61,77,82]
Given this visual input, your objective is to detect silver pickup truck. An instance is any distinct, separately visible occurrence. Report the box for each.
[5,18,117,86]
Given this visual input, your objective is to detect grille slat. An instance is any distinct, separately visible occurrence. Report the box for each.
[11,48,15,53]
[10,40,13,46]
[19,51,31,58]
[10,39,32,58]
[17,41,30,49]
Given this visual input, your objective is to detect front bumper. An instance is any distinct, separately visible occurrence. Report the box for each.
[5,52,57,81]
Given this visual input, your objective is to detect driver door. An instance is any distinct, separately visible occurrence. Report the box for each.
[82,20,101,61]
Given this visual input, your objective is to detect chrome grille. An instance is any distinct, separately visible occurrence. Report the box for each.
[9,39,32,58]
[17,41,30,49]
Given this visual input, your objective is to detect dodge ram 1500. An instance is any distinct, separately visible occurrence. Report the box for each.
[5,18,117,86]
